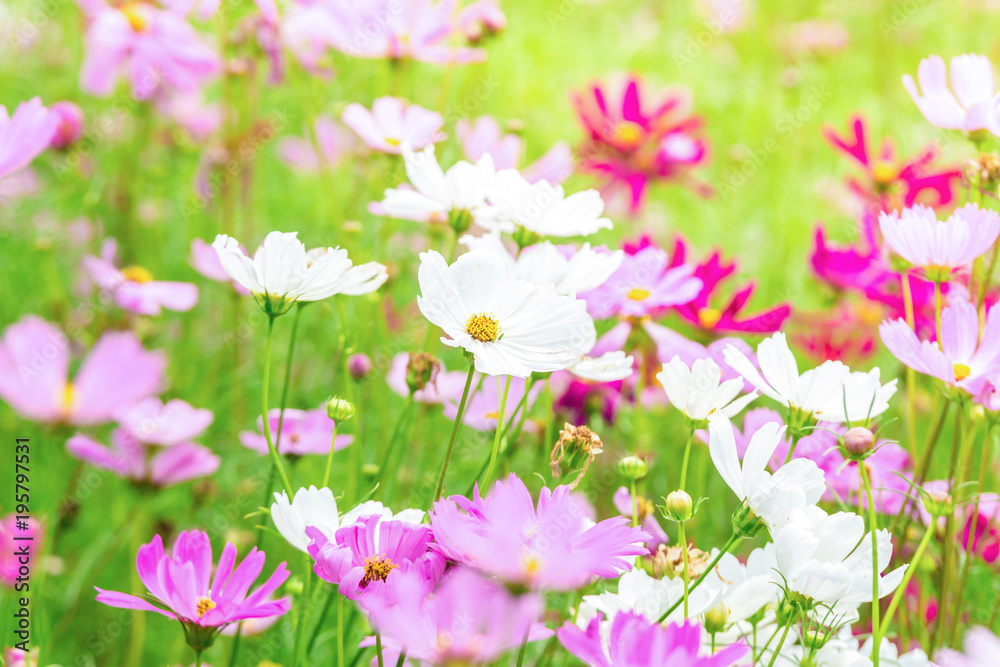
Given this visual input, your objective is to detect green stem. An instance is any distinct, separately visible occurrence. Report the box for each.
[934,280,944,349]
[338,594,345,667]
[323,422,339,488]
[900,273,920,464]
[306,587,337,656]
[890,399,951,536]
[859,462,881,666]
[679,427,695,490]
[679,521,690,618]
[784,430,804,464]
[376,393,415,486]
[515,630,530,667]
[879,520,935,637]
[765,621,793,667]
[483,375,513,486]
[375,632,385,667]
[656,533,741,623]
[630,479,639,528]
[433,363,476,501]
[276,303,303,446]
[195,651,203,667]
[292,556,312,667]
[954,424,994,643]
[262,317,293,493]
[395,653,407,667]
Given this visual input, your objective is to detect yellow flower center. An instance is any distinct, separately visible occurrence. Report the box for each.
[627,287,651,301]
[120,3,151,32]
[954,363,972,382]
[614,121,644,146]
[60,382,75,415]
[384,137,401,146]
[362,554,397,586]
[121,265,154,283]
[872,161,898,185]
[698,307,722,329]
[465,313,501,342]
[196,596,215,618]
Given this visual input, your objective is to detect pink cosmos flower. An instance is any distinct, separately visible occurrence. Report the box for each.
[95,530,291,650]
[1,514,42,588]
[341,97,443,154]
[386,353,469,404]
[668,235,790,335]
[443,373,543,431]
[75,0,220,100]
[457,0,506,40]
[824,115,961,213]
[49,101,85,149]
[571,75,710,212]
[880,300,1000,395]
[0,97,58,181]
[960,494,1000,566]
[0,316,165,426]
[430,474,651,591]
[189,238,251,295]
[903,54,996,133]
[937,626,1000,666]
[239,407,354,457]
[307,514,446,601]
[792,303,879,365]
[82,238,199,315]
[580,245,702,320]
[113,397,213,445]
[1,648,37,667]
[361,567,552,664]
[879,203,1000,280]
[558,612,748,667]
[67,431,219,488]
[278,115,356,172]
[457,115,573,184]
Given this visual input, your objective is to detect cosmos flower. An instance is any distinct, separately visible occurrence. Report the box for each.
[361,567,552,664]
[379,144,497,226]
[612,487,668,553]
[461,233,624,295]
[656,356,757,423]
[66,431,219,488]
[484,169,613,238]
[581,245,702,320]
[879,204,1000,281]
[341,97,443,154]
[442,373,543,431]
[95,531,291,648]
[457,115,573,184]
[189,238,251,295]
[82,238,199,315]
[558,612,747,667]
[75,0,220,100]
[880,301,1000,396]
[307,514,446,601]
[568,351,635,382]
[0,97,58,181]
[213,231,388,316]
[902,54,996,133]
[270,486,423,553]
[430,473,651,590]
[938,626,1000,666]
[48,101,85,150]
[239,407,354,457]
[278,114,355,172]
[723,332,897,424]
[0,316,164,426]
[416,249,596,377]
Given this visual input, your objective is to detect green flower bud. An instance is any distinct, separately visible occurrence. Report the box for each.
[325,396,356,422]
[703,602,729,634]
[617,455,648,481]
[663,490,694,522]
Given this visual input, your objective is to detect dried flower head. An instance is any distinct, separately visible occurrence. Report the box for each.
[550,423,604,489]
[406,351,442,394]
[651,542,712,580]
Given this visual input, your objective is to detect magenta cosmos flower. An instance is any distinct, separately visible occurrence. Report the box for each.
[341,97,443,154]
[307,514,446,601]
[430,474,651,591]
[239,407,353,457]
[361,567,552,664]
[881,300,1000,395]
[903,54,997,133]
[558,612,748,667]
[581,245,702,320]
[879,203,1000,281]
[0,97,58,181]
[0,316,165,426]
[96,530,290,651]
[83,239,199,315]
[75,0,220,99]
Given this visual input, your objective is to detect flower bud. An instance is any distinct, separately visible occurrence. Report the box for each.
[703,603,729,634]
[663,490,693,522]
[616,455,648,481]
[801,627,832,651]
[50,101,84,149]
[405,351,441,394]
[361,462,379,477]
[731,503,764,539]
[348,353,373,381]
[842,426,875,457]
[325,396,355,422]
[550,423,603,489]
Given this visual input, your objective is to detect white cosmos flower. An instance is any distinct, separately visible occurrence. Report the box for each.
[270,486,424,552]
[773,506,907,612]
[723,332,897,424]
[380,144,497,226]
[714,544,781,626]
[568,351,634,382]
[708,416,826,532]
[656,356,757,422]
[417,249,596,377]
[213,231,388,315]
[762,627,929,667]
[484,168,612,238]
[460,233,624,295]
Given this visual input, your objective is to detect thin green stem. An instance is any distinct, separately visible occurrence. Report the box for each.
[434,363,476,501]
[376,393,415,486]
[934,280,944,349]
[679,427,695,490]
[765,621,793,667]
[859,462,880,667]
[323,422,339,488]
[879,520,935,639]
[657,533,741,623]
[195,651,203,667]
[338,595,346,667]
[515,629,530,667]
[679,521,690,618]
[395,652,407,667]
[954,424,994,643]
[306,587,337,655]
[376,632,385,667]
[292,555,312,667]
[262,317,293,493]
[629,479,639,528]
[483,375,513,486]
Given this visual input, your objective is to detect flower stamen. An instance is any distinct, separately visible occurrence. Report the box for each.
[465,313,501,342]
[361,554,397,587]
[196,596,215,618]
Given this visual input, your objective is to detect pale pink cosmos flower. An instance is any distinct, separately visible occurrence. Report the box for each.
[0,97,58,181]
[67,431,220,488]
[279,115,356,172]
[114,397,214,446]
[0,316,165,426]
[361,567,552,665]
[75,0,220,100]
[1,648,38,667]
[879,203,1000,280]
[1,514,42,588]
[386,352,470,404]
[881,300,1000,395]
[82,238,199,315]
[239,407,353,456]
[95,530,291,648]
[457,116,573,184]
[903,54,996,132]
[580,246,703,320]
[342,97,443,154]
[189,238,251,295]
[938,626,1000,666]
[443,373,543,431]
[430,474,651,591]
